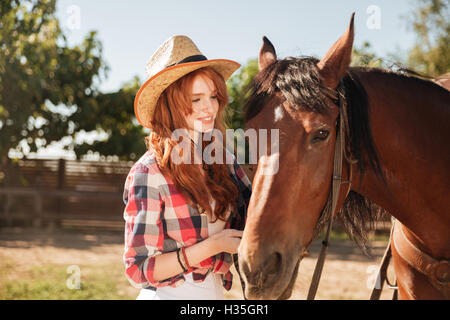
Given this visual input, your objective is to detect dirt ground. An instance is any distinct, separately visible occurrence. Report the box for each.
[0,227,396,300]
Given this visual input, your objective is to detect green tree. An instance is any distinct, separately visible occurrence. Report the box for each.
[225,59,258,130]
[406,0,450,76]
[0,0,147,170]
[72,76,147,161]
[351,42,386,68]
[0,0,106,165]
[224,59,258,163]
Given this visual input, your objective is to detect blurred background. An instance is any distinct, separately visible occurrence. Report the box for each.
[0,0,448,300]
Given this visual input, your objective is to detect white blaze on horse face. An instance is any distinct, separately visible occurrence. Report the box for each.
[258,128,280,176]
[274,105,284,122]
[259,152,280,176]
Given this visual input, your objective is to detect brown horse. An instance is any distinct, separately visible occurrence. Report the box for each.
[238,14,450,300]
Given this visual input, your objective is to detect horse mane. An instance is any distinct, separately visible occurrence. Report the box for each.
[244,57,394,252]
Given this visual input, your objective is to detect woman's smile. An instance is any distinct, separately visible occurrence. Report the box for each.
[197,115,214,123]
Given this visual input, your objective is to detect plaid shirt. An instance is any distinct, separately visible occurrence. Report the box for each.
[123,149,252,291]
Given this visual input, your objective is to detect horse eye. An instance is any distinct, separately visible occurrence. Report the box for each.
[311,129,330,143]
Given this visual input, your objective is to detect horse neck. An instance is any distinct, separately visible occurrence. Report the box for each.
[351,69,450,257]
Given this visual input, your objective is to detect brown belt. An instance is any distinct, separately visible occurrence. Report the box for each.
[392,221,450,298]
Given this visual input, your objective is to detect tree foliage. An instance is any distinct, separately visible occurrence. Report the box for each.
[406,0,450,76]
[225,58,258,130]
[72,76,147,161]
[0,0,105,159]
[0,0,146,165]
[351,42,387,68]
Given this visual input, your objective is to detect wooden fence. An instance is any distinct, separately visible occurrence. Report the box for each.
[0,158,390,232]
[0,158,133,229]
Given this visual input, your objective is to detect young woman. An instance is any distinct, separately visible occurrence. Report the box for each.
[123,35,252,300]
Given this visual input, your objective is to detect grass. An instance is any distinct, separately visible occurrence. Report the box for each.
[0,259,136,300]
[0,224,391,300]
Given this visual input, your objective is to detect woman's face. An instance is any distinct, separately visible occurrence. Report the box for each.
[185,74,219,134]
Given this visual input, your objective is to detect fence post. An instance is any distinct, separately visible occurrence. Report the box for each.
[54,158,66,228]
[2,192,12,227]
[1,157,13,227]
[34,191,43,228]
[33,176,42,228]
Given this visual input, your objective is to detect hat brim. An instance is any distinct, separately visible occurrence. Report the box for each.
[134,59,241,129]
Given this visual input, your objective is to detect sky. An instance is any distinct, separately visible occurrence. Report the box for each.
[56,0,417,93]
[28,0,419,159]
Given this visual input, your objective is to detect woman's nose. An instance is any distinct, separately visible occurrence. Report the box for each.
[200,99,214,113]
[203,99,213,111]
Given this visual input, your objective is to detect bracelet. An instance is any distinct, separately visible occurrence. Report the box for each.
[176,248,188,272]
[181,247,192,271]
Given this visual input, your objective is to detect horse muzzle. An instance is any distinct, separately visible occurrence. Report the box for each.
[238,247,300,300]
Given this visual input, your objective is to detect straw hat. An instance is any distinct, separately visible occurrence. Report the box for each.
[134,35,241,128]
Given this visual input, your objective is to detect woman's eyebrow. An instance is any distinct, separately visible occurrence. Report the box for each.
[192,90,217,96]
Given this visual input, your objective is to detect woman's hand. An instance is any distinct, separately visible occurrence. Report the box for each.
[152,229,243,282]
[208,229,243,254]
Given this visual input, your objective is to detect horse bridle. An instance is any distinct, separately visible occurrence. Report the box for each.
[305,80,450,300]
[306,81,357,300]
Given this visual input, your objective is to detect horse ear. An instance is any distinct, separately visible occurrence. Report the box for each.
[317,13,355,89]
[258,36,277,71]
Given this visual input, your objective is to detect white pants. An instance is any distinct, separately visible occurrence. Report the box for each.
[136,272,224,300]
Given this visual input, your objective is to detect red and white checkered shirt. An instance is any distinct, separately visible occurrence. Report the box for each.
[123,149,251,291]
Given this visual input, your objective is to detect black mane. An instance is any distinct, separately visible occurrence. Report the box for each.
[245,57,332,120]
[244,57,390,250]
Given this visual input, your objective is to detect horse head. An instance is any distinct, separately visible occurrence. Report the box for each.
[238,14,356,300]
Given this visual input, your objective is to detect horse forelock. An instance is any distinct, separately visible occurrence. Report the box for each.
[244,57,335,122]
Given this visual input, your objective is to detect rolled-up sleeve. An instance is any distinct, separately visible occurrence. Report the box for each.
[123,164,184,289]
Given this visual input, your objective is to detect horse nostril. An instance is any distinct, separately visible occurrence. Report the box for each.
[263,252,282,275]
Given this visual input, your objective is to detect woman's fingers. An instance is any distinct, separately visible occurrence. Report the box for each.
[210,229,243,253]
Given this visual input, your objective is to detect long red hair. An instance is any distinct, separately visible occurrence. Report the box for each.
[145,67,238,222]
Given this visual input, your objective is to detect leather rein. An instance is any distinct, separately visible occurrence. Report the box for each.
[306,82,355,300]
[305,81,397,300]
